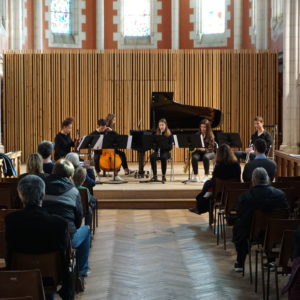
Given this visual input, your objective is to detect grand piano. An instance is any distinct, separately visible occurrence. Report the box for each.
[131,92,222,176]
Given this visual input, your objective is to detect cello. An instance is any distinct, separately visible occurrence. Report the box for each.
[98,128,122,172]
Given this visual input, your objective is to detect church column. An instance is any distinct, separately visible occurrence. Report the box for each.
[96,0,104,50]
[34,0,43,49]
[171,0,179,49]
[255,0,268,49]
[233,0,242,49]
[280,0,300,153]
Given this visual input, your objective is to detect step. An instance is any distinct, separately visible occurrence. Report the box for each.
[97,198,195,209]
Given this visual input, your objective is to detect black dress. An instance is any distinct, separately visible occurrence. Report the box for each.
[54,132,75,161]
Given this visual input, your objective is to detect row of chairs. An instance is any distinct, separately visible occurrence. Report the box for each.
[208,176,300,300]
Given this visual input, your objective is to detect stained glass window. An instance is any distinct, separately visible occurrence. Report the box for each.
[123,0,151,37]
[201,0,225,34]
[50,0,72,34]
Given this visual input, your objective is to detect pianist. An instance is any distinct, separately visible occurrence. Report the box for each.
[191,119,216,183]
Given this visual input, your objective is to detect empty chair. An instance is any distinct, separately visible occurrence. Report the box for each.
[0,270,45,300]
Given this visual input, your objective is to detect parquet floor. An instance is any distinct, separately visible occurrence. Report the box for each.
[77,210,287,300]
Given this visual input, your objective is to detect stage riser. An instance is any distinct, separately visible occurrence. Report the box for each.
[94,189,199,200]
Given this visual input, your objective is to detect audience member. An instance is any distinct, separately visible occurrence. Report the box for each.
[19,153,48,181]
[38,141,55,174]
[189,144,241,215]
[242,138,276,182]
[73,166,97,227]
[65,152,96,189]
[5,175,73,300]
[43,159,90,277]
[233,167,288,272]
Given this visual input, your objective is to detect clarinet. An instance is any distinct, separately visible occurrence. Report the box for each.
[245,140,253,163]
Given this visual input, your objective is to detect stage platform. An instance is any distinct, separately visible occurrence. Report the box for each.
[94,163,204,209]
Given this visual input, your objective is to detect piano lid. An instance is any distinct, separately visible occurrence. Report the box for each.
[150,92,222,130]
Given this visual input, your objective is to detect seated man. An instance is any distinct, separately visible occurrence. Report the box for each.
[242,138,276,183]
[233,167,288,272]
[38,141,55,174]
[43,159,90,278]
[235,116,272,162]
[5,175,73,300]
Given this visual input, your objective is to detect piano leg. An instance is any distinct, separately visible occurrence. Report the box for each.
[138,150,145,175]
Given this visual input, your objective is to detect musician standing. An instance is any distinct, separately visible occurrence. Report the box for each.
[191,119,215,183]
[150,119,173,183]
[54,117,75,161]
[235,116,272,162]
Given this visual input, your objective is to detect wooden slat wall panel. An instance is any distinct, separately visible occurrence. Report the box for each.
[3,50,278,162]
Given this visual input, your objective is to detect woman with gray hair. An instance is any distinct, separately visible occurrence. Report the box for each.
[73,166,97,227]
[232,167,288,272]
[66,152,96,189]
[19,153,48,181]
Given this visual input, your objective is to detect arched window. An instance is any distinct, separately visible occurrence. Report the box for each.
[200,0,226,35]
[50,0,72,34]
[123,0,151,37]
[190,0,230,48]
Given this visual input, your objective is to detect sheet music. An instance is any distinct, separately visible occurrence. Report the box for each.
[92,135,104,150]
[77,135,86,151]
[200,134,205,148]
[126,135,132,149]
[173,135,179,148]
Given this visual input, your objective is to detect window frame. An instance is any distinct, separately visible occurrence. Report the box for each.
[190,0,231,48]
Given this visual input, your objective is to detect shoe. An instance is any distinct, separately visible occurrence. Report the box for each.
[201,176,209,183]
[188,207,201,215]
[81,270,91,277]
[125,169,135,176]
[162,175,166,183]
[191,176,200,182]
[234,262,244,273]
[150,176,158,182]
[114,175,124,181]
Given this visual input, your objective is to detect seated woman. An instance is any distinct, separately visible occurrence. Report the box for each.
[19,153,48,181]
[189,144,241,215]
[73,166,96,227]
[191,119,215,183]
[65,152,96,189]
[150,118,173,183]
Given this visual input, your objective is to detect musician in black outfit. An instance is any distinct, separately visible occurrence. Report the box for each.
[191,119,216,183]
[150,119,173,183]
[235,116,273,162]
[90,119,132,181]
[54,117,75,161]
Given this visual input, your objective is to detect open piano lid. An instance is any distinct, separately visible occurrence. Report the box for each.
[150,92,222,130]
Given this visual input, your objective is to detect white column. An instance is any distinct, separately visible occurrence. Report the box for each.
[34,0,43,49]
[96,0,104,50]
[233,0,242,49]
[256,0,268,49]
[280,0,300,153]
[171,0,179,49]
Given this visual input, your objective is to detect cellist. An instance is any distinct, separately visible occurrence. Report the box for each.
[90,119,124,181]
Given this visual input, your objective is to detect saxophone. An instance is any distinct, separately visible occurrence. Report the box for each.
[183,149,196,173]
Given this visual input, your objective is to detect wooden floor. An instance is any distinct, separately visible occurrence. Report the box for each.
[77,210,288,300]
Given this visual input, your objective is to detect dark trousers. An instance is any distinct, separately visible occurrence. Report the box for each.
[234,151,255,162]
[192,151,215,175]
[94,150,128,172]
[234,238,248,267]
[150,151,170,176]
[195,179,214,213]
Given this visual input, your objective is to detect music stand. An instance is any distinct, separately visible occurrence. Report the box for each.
[93,134,130,184]
[214,132,242,148]
[173,134,203,184]
[139,135,172,184]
